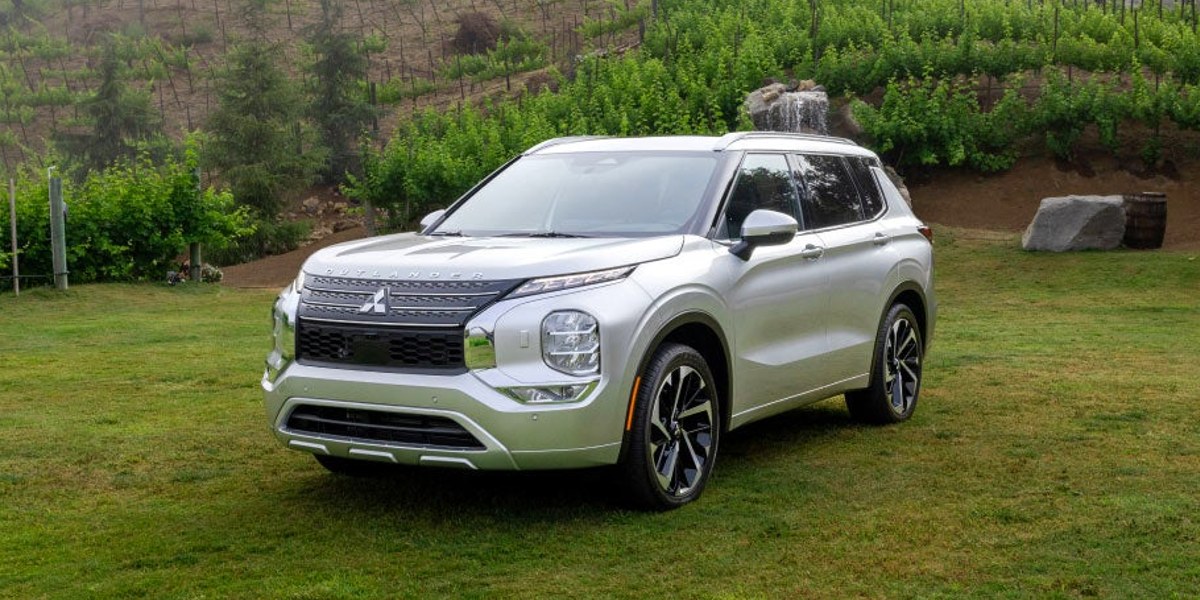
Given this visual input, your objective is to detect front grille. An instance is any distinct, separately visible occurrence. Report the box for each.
[286,405,485,450]
[295,275,521,371]
[300,276,521,327]
[297,321,465,370]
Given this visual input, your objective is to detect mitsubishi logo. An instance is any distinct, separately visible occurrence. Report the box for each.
[359,287,390,315]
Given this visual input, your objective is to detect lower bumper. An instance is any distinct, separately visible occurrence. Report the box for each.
[264,363,629,470]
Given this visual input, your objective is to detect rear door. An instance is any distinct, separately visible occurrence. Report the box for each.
[716,153,832,422]
[794,154,893,382]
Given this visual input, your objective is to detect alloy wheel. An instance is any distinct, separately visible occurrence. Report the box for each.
[884,316,922,415]
[648,365,716,498]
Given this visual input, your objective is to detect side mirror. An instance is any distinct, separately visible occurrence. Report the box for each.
[419,209,446,231]
[730,209,798,260]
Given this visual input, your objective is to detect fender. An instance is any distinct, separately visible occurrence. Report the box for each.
[617,311,733,463]
[855,280,930,392]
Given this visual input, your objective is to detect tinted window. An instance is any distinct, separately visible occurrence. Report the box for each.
[794,154,863,229]
[721,154,799,239]
[847,156,885,218]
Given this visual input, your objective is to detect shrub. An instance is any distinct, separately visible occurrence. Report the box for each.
[0,148,249,285]
[205,219,311,266]
[452,12,501,55]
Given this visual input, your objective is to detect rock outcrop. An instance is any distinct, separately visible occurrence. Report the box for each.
[745,81,829,134]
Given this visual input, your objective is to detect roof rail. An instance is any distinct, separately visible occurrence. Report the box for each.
[712,131,857,151]
[523,136,612,155]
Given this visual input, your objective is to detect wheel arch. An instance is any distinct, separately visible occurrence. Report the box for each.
[886,281,929,349]
[618,312,732,461]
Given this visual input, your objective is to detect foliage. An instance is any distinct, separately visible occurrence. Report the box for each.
[205,217,311,266]
[305,0,377,184]
[53,39,162,175]
[853,75,1025,172]
[203,41,324,218]
[375,76,438,105]
[0,144,249,284]
[346,52,737,223]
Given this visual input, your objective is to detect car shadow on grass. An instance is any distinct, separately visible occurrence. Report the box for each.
[284,401,858,516]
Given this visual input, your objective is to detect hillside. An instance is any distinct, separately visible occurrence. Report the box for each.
[0,0,631,167]
[5,0,1200,290]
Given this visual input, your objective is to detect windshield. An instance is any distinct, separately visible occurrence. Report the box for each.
[432,152,719,237]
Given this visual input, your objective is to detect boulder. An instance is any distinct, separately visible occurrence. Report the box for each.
[1021,195,1126,252]
[745,83,829,134]
[300,196,321,215]
[835,100,864,138]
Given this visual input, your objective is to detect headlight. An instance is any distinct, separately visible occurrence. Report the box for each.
[266,301,296,381]
[291,269,307,294]
[542,311,599,375]
[508,266,634,299]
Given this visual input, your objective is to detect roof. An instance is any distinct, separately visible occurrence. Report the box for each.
[525,132,875,158]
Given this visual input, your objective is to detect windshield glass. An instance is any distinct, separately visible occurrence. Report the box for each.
[432,152,719,237]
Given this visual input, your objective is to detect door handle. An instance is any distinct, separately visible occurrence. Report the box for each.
[799,244,824,259]
[873,232,891,246]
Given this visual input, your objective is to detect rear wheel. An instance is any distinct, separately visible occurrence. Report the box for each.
[846,303,923,424]
[620,343,721,510]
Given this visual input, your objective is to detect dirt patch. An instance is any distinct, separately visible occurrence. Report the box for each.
[910,152,1200,251]
[221,226,367,289]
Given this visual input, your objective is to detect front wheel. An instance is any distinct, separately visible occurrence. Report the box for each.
[846,303,924,424]
[620,343,721,511]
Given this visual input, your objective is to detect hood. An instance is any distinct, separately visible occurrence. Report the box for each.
[303,233,685,281]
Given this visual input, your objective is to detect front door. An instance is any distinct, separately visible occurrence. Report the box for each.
[715,153,831,425]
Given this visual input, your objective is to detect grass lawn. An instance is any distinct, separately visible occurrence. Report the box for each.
[1,230,1198,598]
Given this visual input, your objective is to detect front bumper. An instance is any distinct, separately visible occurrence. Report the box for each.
[264,270,661,470]
[263,362,629,470]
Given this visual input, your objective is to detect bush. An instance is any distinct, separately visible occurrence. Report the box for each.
[205,219,311,266]
[850,75,1025,172]
[452,12,501,55]
[0,148,249,285]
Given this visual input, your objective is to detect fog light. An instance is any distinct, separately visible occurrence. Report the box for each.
[542,311,599,375]
[502,382,597,404]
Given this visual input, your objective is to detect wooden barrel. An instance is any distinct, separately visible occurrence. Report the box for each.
[1122,192,1167,250]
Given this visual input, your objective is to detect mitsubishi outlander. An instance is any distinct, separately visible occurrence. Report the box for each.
[264,132,936,510]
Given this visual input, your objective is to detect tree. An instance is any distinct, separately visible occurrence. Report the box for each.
[203,40,323,218]
[306,0,376,183]
[57,40,161,174]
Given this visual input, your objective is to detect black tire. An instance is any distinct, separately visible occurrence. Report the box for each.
[620,343,721,511]
[314,454,396,477]
[845,303,924,424]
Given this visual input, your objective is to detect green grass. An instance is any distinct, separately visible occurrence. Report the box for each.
[2,232,1199,598]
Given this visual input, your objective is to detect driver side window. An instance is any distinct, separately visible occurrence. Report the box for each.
[719,153,800,239]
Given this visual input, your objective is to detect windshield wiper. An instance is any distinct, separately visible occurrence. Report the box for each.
[496,231,591,238]
[427,230,466,237]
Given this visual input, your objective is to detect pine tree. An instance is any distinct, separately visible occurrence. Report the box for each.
[306,0,376,183]
[203,39,324,218]
[58,40,161,174]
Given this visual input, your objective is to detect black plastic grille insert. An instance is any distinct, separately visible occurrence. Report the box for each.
[286,405,484,450]
[297,320,464,370]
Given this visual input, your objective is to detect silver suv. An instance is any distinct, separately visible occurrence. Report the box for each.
[265,133,935,509]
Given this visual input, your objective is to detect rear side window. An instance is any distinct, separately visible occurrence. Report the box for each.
[720,153,800,239]
[847,157,885,218]
[793,154,863,230]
